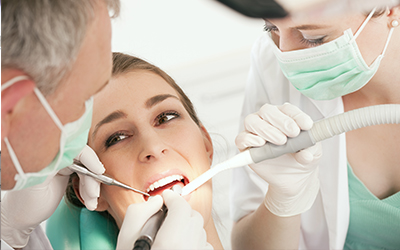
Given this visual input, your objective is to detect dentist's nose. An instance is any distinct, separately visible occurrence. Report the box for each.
[138,131,168,162]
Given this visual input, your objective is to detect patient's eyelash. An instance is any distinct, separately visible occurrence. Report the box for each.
[155,111,180,126]
[105,131,130,148]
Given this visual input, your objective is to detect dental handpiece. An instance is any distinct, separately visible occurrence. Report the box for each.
[181,104,400,196]
[133,185,182,250]
[68,164,150,197]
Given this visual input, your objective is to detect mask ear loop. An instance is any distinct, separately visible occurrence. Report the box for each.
[33,88,64,130]
[1,76,31,92]
[351,7,377,42]
[4,137,27,182]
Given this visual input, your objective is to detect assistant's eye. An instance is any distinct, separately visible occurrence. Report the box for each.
[264,24,279,33]
[155,111,180,126]
[105,132,130,148]
[300,35,326,47]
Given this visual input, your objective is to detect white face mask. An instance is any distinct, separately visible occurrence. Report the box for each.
[2,76,93,190]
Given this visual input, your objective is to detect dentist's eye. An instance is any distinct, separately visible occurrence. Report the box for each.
[155,111,180,126]
[105,132,130,147]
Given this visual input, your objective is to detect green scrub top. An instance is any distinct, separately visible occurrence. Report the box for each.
[344,164,400,250]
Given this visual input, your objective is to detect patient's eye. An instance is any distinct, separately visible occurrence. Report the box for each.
[155,111,180,126]
[105,132,130,147]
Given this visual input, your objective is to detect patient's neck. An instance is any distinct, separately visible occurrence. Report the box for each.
[205,218,224,249]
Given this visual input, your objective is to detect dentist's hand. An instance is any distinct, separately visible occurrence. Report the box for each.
[236,103,322,217]
[154,190,213,250]
[0,145,104,248]
[74,145,105,211]
[117,190,213,250]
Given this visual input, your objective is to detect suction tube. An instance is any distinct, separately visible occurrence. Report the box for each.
[250,104,400,163]
[182,104,400,196]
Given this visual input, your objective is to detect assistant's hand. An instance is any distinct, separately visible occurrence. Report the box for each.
[1,173,69,248]
[74,145,105,211]
[236,103,322,217]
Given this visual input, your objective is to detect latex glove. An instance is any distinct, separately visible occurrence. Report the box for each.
[74,145,105,211]
[0,145,104,248]
[1,173,69,248]
[116,196,164,250]
[117,191,213,250]
[153,190,213,250]
[236,102,322,217]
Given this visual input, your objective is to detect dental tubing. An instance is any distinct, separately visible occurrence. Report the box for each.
[181,104,400,196]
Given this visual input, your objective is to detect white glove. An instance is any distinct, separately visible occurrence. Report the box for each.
[1,173,69,248]
[74,145,105,211]
[0,145,104,248]
[117,190,213,250]
[153,190,213,250]
[116,196,164,250]
[236,103,322,217]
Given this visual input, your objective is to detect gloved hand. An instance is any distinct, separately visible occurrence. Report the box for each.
[236,102,322,217]
[73,145,105,211]
[117,190,213,250]
[1,145,104,248]
[116,196,164,250]
[153,190,213,250]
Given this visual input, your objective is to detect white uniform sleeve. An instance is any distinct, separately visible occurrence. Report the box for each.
[230,34,291,222]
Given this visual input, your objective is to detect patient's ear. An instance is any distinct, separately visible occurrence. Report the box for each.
[200,124,214,163]
[72,175,109,211]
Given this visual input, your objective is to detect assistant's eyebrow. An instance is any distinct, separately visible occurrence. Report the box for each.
[91,110,127,139]
[264,20,328,31]
[145,94,179,109]
[293,24,329,30]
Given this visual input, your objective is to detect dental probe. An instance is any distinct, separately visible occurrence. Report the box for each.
[133,185,183,250]
[68,164,150,197]
[181,104,400,196]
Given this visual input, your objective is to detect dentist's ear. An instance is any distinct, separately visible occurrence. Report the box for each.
[1,74,35,139]
[200,124,214,164]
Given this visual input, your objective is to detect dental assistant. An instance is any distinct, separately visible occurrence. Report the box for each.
[230,5,400,250]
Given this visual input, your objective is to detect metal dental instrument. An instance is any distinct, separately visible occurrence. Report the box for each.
[68,164,150,197]
[181,104,400,196]
[133,185,182,250]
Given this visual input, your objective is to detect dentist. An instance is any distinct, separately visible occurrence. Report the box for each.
[1,1,212,249]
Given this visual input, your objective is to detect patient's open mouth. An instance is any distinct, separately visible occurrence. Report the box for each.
[144,175,189,200]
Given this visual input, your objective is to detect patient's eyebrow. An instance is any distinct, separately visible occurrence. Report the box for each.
[92,110,127,139]
[145,94,179,109]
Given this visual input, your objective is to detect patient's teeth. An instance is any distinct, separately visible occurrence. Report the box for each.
[147,174,185,193]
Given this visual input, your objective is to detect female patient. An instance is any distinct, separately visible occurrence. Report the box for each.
[66,52,224,249]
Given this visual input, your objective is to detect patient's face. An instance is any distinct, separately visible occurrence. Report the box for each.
[87,70,213,228]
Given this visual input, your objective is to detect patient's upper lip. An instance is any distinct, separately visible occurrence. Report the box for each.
[143,169,189,191]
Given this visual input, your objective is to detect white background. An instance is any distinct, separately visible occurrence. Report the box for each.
[111,1,264,248]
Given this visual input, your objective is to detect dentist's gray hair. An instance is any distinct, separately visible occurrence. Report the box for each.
[1,0,120,96]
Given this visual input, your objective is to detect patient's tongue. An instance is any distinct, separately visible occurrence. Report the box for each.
[148,180,184,197]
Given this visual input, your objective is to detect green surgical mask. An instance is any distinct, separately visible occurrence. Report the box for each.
[2,76,93,190]
[272,8,395,100]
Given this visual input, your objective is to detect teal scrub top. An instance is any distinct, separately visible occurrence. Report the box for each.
[344,164,400,250]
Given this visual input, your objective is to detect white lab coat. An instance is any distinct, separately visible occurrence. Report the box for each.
[230,34,350,249]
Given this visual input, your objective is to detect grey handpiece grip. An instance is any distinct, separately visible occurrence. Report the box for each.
[249,130,315,163]
[138,204,167,242]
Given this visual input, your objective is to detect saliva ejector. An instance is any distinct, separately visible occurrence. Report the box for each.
[181,104,400,196]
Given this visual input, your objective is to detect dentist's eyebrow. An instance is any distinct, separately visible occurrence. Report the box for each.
[145,94,179,109]
[92,110,127,139]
